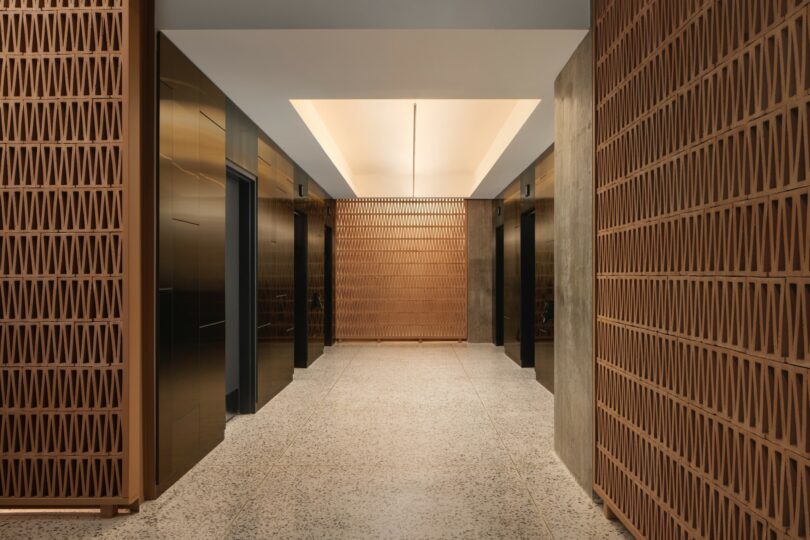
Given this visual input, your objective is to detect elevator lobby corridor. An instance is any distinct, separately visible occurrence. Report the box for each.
[1,344,628,540]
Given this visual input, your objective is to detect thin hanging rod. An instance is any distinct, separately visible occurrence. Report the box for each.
[412,102,417,198]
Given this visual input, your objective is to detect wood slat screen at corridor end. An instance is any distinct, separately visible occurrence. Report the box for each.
[593,0,809,539]
[335,199,467,340]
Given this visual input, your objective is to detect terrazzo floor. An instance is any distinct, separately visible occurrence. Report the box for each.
[0,343,631,539]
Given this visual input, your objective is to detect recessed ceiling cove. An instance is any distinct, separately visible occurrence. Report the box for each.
[292,99,539,197]
[163,28,588,198]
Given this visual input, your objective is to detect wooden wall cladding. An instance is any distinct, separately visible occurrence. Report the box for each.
[594,0,809,539]
[335,198,467,340]
[0,1,135,505]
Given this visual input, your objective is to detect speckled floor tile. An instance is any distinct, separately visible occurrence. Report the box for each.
[0,515,106,540]
[522,458,633,540]
[228,464,553,540]
[2,343,628,539]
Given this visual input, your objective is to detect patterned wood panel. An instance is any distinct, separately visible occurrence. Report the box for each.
[335,198,467,340]
[594,0,809,538]
[0,1,131,504]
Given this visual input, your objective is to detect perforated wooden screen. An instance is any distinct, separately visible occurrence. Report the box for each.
[335,198,467,340]
[594,0,809,539]
[0,1,135,505]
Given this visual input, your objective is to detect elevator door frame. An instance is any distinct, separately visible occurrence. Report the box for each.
[225,164,258,415]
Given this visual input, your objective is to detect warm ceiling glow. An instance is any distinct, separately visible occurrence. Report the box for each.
[290,99,540,197]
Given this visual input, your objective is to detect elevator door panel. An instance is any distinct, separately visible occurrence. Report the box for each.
[520,211,535,367]
[324,226,334,346]
[307,192,325,364]
[534,198,554,391]
[157,34,226,492]
[495,225,504,346]
[503,201,521,363]
[160,217,200,484]
[294,212,308,368]
[256,146,294,409]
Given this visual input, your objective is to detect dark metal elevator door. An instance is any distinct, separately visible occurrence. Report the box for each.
[495,225,505,346]
[255,148,295,408]
[520,210,535,367]
[225,167,257,418]
[157,93,226,490]
[294,212,308,368]
[324,226,334,346]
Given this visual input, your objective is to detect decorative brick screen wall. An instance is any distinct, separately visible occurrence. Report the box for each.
[1,1,140,508]
[594,0,809,538]
[336,198,467,340]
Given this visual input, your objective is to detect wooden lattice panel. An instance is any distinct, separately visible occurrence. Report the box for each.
[0,1,130,503]
[335,198,467,340]
[594,0,810,539]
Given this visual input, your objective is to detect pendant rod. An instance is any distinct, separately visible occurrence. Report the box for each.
[412,102,416,198]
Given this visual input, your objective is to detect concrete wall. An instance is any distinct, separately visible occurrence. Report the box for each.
[553,32,594,495]
[466,200,493,342]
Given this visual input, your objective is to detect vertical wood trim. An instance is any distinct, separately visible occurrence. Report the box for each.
[591,12,598,505]
[122,0,135,504]
[138,0,157,502]
[127,0,155,505]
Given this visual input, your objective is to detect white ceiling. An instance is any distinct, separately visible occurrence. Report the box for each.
[157,0,590,30]
[159,2,589,198]
[291,99,539,197]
